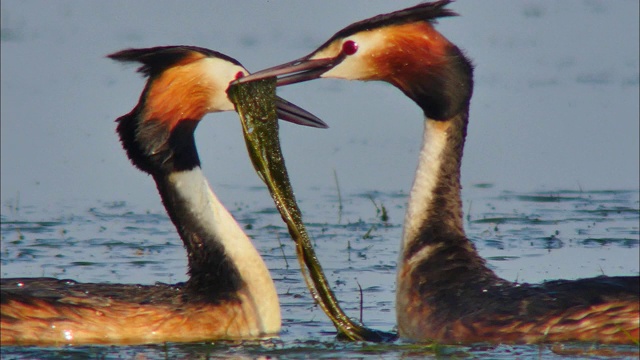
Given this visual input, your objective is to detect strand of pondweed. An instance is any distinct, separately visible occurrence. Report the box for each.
[228,79,394,342]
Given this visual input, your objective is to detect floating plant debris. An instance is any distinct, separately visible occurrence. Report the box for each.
[228,79,394,342]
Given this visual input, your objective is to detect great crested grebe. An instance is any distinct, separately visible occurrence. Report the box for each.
[238,1,640,344]
[1,46,327,346]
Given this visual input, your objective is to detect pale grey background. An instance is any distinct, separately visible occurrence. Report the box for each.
[2,0,638,211]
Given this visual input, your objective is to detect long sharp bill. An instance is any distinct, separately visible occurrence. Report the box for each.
[235,56,338,86]
[275,96,328,128]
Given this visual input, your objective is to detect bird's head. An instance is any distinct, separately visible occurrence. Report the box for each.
[109,46,326,174]
[239,1,473,120]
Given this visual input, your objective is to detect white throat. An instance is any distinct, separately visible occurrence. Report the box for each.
[167,168,281,333]
[400,119,449,259]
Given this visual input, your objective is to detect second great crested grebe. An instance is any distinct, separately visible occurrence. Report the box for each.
[238,1,640,344]
[1,46,327,346]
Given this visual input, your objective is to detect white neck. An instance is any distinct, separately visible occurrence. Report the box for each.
[399,118,449,264]
[167,168,281,333]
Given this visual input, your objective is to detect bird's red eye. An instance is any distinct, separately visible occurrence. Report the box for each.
[342,40,358,55]
[235,72,244,80]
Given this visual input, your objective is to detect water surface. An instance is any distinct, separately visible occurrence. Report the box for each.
[2,187,638,359]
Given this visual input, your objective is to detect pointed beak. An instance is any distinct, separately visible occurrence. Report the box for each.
[236,54,343,87]
[236,53,345,129]
[275,96,328,128]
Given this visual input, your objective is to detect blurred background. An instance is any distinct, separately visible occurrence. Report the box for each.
[2,0,638,210]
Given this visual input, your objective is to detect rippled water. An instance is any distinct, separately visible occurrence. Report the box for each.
[2,187,638,359]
